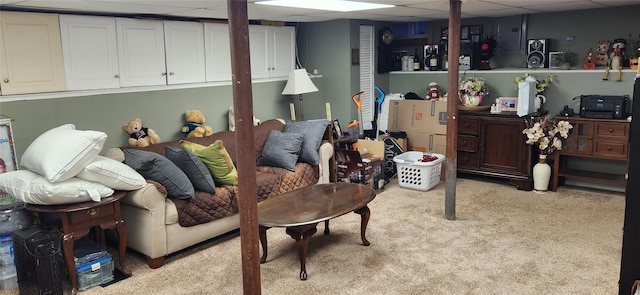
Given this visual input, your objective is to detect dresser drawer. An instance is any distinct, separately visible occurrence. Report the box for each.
[595,122,629,139]
[458,117,479,134]
[457,135,477,152]
[457,151,478,167]
[593,140,628,159]
[69,204,115,224]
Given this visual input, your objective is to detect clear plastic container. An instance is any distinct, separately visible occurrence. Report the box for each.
[0,267,17,290]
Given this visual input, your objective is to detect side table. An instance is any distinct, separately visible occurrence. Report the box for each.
[26,191,132,294]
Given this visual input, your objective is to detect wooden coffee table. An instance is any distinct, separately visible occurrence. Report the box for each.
[258,182,376,280]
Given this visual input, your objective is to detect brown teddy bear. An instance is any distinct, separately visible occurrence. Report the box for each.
[123,118,161,147]
[181,109,213,138]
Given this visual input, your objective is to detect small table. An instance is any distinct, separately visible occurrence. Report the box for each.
[258,183,376,280]
[26,191,132,295]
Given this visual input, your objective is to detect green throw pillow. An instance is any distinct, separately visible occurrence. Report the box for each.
[181,140,238,186]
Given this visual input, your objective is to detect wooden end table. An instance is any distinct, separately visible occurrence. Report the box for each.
[26,191,132,295]
[258,183,376,280]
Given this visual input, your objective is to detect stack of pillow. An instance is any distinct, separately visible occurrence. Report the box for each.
[0,124,146,205]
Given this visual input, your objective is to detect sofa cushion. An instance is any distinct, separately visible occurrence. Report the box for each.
[77,155,146,190]
[164,146,216,194]
[0,170,114,205]
[257,130,303,171]
[122,149,195,200]
[283,119,329,165]
[181,140,238,186]
[20,124,107,182]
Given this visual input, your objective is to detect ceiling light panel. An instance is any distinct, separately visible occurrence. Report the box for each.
[255,0,394,12]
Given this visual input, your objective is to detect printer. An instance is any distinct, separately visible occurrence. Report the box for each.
[579,95,629,119]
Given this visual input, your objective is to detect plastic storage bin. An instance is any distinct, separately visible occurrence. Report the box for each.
[393,151,445,191]
[76,256,114,291]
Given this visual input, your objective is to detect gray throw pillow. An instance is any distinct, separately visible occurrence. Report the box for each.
[283,119,329,165]
[122,149,195,200]
[257,130,304,171]
[164,146,216,194]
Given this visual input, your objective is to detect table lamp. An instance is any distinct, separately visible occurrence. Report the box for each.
[282,68,318,121]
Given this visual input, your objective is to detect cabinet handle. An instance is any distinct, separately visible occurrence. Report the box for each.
[465,122,470,127]
[2,78,8,83]
[161,72,167,76]
[114,74,120,78]
[608,146,612,151]
[87,208,99,217]
[609,128,613,133]
[463,156,469,162]
[169,72,174,76]
[462,140,467,146]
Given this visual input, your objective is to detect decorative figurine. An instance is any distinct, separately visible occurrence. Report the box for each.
[427,82,441,100]
[583,48,596,70]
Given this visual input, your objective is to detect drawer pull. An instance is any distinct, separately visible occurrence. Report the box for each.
[87,208,99,217]
[463,156,469,162]
[609,128,613,133]
[608,146,612,151]
[462,140,467,146]
[465,122,470,127]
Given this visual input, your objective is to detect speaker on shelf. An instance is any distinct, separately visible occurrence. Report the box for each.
[527,39,548,68]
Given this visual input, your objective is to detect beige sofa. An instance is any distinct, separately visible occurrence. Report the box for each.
[106,119,333,268]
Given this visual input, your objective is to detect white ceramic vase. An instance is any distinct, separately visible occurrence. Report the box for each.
[533,154,551,193]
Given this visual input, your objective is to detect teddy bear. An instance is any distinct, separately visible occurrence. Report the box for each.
[123,118,161,147]
[595,40,610,67]
[182,109,213,138]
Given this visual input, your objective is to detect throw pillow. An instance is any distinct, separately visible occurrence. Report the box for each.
[122,149,195,200]
[20,124,107,183]
[256,130,303,171]
[77,155,146,190]
[164,146,216,194]
[181,140,238,186]
[0,170,114,205]
[283,119,329,165]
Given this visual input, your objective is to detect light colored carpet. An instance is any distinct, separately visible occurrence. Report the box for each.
[1,178,625,294]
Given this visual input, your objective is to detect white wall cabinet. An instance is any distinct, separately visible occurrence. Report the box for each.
[204,23,232,82]
[164,21,206,85]
[0,11,66,95]
[249,25,295,79]
[116,18,167,87]
[59,15,120,90]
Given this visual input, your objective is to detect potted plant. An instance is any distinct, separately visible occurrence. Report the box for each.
[552,51,577,70]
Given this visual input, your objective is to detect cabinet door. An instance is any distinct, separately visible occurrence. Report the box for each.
[204,23,231,82]
[479,118,527,174]
[249,25,270,79]
[269,26,295,78]
[116,18,166,87]
[164,21,206,85]
[563,120,593,155]
[0,11,66,95]
[59,15,120,90]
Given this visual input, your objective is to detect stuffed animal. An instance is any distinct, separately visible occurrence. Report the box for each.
[228,105,260,131]
[123,118,161,147]
[182,109,213,138]
[595,41,610,67]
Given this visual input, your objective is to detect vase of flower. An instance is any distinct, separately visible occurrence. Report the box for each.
[458,77,488,107]
[533,154,551,193]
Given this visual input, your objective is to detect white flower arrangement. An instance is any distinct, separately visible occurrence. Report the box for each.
[522,116,573,155]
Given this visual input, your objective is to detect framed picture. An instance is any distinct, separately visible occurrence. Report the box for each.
[460,26,470,40]
[499,97,518,112]
[470,25,483,35]
[332,119,344,139]
[0,118,17,205]
[471,34,481,43]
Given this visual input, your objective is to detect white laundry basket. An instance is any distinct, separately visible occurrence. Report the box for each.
[393,151,445,191]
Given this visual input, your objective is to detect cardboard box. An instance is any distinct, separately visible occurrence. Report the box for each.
[406,133,446,154]
[387,100,447,135]
[335,149,385,191]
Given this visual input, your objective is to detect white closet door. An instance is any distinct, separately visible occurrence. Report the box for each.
[248,25,270,79]
[164,20,206,84]
[59,15,119,90]
[359,25,375,131]
[116,18,166,87]
[270,26,295,78]
[204,23,232,82]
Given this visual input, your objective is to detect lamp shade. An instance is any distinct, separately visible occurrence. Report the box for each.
[282,69,318,95]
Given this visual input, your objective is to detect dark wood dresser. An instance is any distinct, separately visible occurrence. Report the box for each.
[551,116,630,191]
[457,111,533,190]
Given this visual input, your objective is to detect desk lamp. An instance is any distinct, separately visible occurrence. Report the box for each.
[282,68,318,121]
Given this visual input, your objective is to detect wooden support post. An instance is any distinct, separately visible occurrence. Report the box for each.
[227,0,261,294]
[445,0,462,221]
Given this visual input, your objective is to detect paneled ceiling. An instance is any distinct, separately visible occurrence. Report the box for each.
[0,0,638,22]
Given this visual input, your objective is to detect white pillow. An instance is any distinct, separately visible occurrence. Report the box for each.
[0,170,114,205]
[77,155,146,190]
[21,124,107,183]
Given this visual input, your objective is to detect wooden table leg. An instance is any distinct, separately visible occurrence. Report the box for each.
[115,218,132,276]
[60,214,78,295]
[285,224,318,280]
[323,220,330,235]
[259,226,269,263]
[354,206,371,246]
